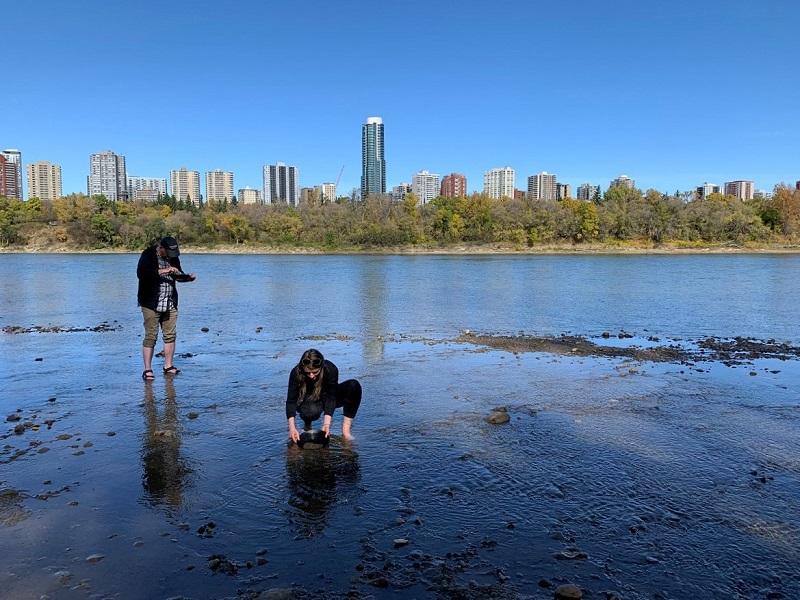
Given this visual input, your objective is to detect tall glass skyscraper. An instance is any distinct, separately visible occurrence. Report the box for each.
[361,116,385,199]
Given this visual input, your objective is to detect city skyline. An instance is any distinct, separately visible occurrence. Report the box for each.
[3,1,799,197]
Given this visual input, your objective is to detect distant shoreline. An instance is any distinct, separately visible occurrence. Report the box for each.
[2,242,800,255]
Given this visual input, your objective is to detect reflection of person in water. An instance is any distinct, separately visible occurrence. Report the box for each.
[286,349,362,442]
[285,443,361,537]
[141,378,190,507]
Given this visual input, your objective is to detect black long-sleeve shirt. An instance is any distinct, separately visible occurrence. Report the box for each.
[286,360,339,419]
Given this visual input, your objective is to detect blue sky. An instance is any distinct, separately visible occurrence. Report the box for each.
[4,0,799,197]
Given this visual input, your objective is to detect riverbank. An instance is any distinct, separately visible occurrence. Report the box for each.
[2,240,800,255]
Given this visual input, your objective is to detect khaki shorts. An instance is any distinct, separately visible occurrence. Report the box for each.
[141,307,178,347]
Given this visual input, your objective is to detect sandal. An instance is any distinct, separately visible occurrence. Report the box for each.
[163,366,180,375]
[142,369,155,381]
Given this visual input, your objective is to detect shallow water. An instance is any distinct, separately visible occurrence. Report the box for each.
[1,254,799,599]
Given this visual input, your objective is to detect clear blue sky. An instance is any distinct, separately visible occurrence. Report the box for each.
[4,0,799,197]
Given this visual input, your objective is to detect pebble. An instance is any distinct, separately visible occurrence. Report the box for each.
[201,327,209,332]
[554,583,582,599]
[85,554,105,563]
[6,414,21,422]
[106,432,116,437]
[187,412,199,420]
[393,538,410,547]
[486,410,510,424]
[48,397,57,402]
[56,434,72,441]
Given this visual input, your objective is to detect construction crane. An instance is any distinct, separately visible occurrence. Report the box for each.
[335,165,345,200]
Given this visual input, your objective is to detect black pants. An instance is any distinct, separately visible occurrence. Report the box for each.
[301,379,362,430]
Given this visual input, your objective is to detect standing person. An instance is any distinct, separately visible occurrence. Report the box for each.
[137,236,196,381]
[286,349,362,442]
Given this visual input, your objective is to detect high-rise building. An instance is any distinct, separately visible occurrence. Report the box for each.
[483,167,515,199]
[724,180,754,200]
[696,182,721,199]
[361,116,385,198]
[27,161,62,201]
[609,175,635,190]
[576,183,600,201]
[318,182,337,204]
[1,149,22,199]
[128,176,167,202]
[205,170,234,202]
[557,183,571,200]
[88,150,128,201]
[514,189,526,201]
[170,168,201,205]
[263,162,300,205]
[300,187,318,204]
[237,187,262,204]
[412,170,440,205]
[527,171,557,201]
[392,183,412,201]
[440,173,467,198]
[795,180,800,191]
[0,154,21,199]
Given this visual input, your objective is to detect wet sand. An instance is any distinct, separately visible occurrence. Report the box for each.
[2,326,800,599]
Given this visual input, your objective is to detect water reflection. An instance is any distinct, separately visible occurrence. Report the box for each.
[141,379,192,507]
[360,258,388,361]
[284,443,361,537]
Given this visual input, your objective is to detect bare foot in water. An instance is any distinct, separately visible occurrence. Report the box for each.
[342,417,354,441]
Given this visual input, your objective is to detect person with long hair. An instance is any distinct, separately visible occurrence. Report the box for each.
[286,349,362,442]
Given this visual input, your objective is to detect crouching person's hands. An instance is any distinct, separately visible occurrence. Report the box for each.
[288,419,300,443]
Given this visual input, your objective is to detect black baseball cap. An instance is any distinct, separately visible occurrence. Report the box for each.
[160,236,180,257]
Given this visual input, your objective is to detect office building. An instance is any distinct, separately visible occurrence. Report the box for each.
[170,168,201,205]
[238,187,262,204]
[88,150,128,201]
[440,173,467,198]
[696,182,721,199]
[1,149,22,199]
[206,170,234,202]
[318,182,336,204]
[483,167,515,199]
[527,171,557,201]
[27,161,62,201]
[724,180,754,200]
[609,175,635,190]
[263,162,300,206]
[361,116,386,198]
[128,176,167,202]
[412,170,440,205]
[576,183,600,201]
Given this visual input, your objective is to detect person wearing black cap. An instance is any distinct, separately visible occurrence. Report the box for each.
[286,348,362,442]
[136,236,196,381]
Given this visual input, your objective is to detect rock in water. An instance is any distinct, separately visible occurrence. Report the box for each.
[554,583,582,599]
[486,410,510,424]
[86,553,105,563]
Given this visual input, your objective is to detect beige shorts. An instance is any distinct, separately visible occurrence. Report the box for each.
[141,307,178,347]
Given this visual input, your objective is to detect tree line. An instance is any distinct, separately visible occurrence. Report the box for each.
[1,185,799,250]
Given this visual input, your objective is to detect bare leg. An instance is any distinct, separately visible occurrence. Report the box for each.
[163,341,176,370]
[341,416,354,440]
[142,345,155,372]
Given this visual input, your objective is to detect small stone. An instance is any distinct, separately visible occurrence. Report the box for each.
[37,447,50,454]
[201,327,209,333]
[85,553,105,563]
[187,412,199,420]
[255,548,268,556]
[13,424,25,434]
[56,434,73,441]
[35,357,44,361]
[554,583,583,599]
[133,541,144,548]
[749,371,757,376]
[83,442,93,448]
[48,397,56,402]
[393,538,409,547]
[486,410,510,425]
[106,431,116,437]
[6,414,21,422]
